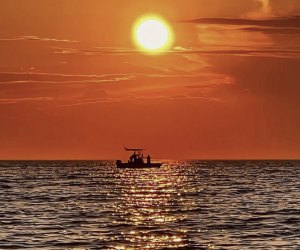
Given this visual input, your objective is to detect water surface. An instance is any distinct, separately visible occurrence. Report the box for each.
[0,161,299,249]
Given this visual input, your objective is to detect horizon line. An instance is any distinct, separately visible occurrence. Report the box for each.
[0,158,299,161]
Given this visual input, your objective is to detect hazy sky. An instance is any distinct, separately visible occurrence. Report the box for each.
[1,0,300,159]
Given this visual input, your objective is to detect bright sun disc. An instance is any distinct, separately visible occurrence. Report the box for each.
[133,16,173,53]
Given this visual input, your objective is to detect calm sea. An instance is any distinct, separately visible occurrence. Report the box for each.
[0,161,299,249]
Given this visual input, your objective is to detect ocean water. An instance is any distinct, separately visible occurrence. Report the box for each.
[0,161,299,249]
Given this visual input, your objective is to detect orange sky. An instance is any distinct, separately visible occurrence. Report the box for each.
[1,0,300,160]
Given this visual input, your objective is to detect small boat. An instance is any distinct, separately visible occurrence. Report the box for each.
[116,147,162,169]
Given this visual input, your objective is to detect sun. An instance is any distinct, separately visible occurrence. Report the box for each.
[133,15,174,54]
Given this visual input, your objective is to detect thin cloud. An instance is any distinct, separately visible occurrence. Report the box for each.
[60,98,120,107]
[53,45,300,59]
[182,16,300,28]
[0,97,54,104]
[170,49,300,59]
[54,47,138,56]
[60,95,224,108]
[239,27,300,35]
[0,72,136,84]
[0,36,77,43]
[0,71,231,85]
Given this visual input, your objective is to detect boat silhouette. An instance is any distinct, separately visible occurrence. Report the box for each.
[116,147,162,169]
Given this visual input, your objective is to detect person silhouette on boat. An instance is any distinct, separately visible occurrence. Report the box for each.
[147,155,151,164]
[130,152,138,163]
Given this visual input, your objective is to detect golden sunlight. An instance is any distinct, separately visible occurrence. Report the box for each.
[133,15,174,54]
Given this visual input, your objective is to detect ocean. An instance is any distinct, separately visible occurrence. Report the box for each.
[0,160,299,249]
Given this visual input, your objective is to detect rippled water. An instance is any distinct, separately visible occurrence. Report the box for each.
[0,161,299,249]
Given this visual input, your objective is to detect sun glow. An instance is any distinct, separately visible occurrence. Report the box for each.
[133,16,174,54]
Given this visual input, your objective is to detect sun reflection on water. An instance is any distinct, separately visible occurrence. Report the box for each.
[111,164,190,249]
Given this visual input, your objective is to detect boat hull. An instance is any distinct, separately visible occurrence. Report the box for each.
[116,161,162,169]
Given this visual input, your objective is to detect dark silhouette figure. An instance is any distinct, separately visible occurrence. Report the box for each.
[133,152,137,162]
[147,155,151,164]
[130,152,138,162]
